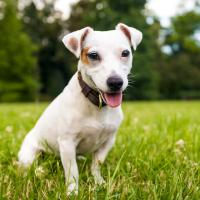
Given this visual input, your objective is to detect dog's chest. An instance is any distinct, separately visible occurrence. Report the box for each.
[76,117,119,154]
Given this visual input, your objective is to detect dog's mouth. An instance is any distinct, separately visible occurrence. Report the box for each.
[101,91,123,108]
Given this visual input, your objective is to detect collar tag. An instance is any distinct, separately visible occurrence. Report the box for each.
[98,94,103,109]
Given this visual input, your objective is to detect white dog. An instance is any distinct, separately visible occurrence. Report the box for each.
[18,23,142,195]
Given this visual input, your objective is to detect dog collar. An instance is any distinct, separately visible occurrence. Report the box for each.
[78,71,107,108]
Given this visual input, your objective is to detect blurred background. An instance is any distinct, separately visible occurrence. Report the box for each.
[0,0,200,102]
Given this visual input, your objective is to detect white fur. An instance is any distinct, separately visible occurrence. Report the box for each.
[18,23,142,195]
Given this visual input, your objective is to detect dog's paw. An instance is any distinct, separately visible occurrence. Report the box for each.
[66,183,78,196]
[18,151,34,168]
[17,159,32,169]
[94,176,106,185]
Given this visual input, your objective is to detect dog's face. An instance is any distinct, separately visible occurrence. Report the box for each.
[63,23,142,107]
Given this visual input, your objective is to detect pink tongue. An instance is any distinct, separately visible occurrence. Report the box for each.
[104,92,122,108]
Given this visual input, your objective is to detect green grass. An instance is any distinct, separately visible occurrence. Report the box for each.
[0,101,200,199]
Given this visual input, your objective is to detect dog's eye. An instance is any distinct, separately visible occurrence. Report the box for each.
[87,52,100,61]
[121,50,130,57]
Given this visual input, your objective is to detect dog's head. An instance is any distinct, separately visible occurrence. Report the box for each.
[62,23,142,107]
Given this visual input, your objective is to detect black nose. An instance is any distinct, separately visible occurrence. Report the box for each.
[107,76,123,91]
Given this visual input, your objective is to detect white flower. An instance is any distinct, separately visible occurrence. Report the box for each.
[5,125,13,133]
[143,125,150,132]
[21,112,31,117]
[133,117,139,124]
[35,166,45,177]
[175,139,185,149]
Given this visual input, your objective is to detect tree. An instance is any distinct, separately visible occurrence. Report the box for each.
[160,11,200,99]
[0,0,38,101]
[67,0,161,100]
[22,1,74,99]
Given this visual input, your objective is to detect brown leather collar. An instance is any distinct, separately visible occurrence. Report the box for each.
[78,71,106,108]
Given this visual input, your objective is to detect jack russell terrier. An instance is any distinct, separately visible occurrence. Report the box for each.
[18,23,142,195]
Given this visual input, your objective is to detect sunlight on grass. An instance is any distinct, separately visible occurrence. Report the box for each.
[0,101,200,199]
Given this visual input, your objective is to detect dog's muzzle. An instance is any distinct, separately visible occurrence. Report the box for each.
[78,72,123,108]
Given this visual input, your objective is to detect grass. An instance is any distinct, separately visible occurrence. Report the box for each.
[0,101,200,199]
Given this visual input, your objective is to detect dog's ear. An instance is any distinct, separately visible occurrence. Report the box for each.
[62,27,93,58]
[116,23,143,50]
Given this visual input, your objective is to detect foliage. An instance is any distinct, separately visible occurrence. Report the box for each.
[0,0,200,101]
[21,1,74,99]
[160,11,200,99]
[0,0,38,102]
[0,102,200,198]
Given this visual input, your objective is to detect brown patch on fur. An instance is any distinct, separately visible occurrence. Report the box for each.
[119,25,131,43]
[68,37,78,51]
[81,47,90,65]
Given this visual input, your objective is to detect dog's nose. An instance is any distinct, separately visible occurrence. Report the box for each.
[107,76,123,91]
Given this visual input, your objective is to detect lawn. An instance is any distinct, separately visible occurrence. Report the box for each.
[0,101,200,199]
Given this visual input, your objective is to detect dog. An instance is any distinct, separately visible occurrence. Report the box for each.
[18,23,142,195]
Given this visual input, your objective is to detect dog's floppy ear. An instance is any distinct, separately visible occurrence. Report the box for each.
[116,23,143,50]
[62,27,93,58]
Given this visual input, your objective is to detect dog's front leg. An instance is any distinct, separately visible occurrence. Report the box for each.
[91,135,116,185]
[58,138,78,195]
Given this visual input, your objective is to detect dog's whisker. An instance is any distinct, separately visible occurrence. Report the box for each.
[128,79,135,84]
